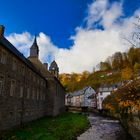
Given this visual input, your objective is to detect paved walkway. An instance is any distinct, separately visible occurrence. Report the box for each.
[77,113,128,140]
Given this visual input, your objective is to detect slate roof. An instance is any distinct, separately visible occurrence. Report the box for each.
[0,35,46,80]
[30,36,39,52]
[49,60,59,71]
[98,83,122,92]
[71,86,95,96]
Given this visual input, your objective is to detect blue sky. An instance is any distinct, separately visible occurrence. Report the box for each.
[1,0,140,73]
[0,0,92,48]
[1,0,140,48]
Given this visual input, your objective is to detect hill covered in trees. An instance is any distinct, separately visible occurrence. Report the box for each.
[60,47,140,92]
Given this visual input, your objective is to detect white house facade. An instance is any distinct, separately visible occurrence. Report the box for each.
[96,86,116,110]
[65,86,96,108]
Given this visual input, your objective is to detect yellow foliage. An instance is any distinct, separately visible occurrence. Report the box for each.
[121,67,133,80]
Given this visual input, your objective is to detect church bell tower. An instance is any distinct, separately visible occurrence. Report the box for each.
[49,60,59,78]
[30,36,39,58]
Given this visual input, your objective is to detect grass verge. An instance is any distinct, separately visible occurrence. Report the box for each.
[0,112,89,140]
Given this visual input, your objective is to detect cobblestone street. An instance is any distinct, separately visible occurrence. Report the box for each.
[77,113,131,140]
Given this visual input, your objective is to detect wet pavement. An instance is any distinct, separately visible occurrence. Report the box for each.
[77,113,131,140]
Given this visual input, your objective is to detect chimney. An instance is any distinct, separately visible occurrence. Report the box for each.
[0,25,5,36]
[44,63,48,70]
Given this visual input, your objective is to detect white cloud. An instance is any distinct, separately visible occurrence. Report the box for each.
[6,32,58,63]
[37,32,58,62]
[6,32,32,56]
[101,2,123,29]
[6,0,140,73]
[86,0,108,29]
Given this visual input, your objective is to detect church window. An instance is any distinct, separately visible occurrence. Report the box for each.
[38,78,39,84]
[37,90,39,100]
[43,93,46,100]
[12,59,16,71]
[33,74,35,82]
[0,75,4,95]
[41,80,43,86]
[22,65,25,75]
[32,88,35,100]
[0,50,6,64]
[29,71,31,79]
[27,87,30,99]
[10,80,16,96]
[40,92,43,100]
[19,86,23,98]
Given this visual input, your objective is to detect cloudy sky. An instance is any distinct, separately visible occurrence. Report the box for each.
[1,0,140,73]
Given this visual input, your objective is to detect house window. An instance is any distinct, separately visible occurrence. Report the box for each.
[19,86,23,98]
[10,80,16,96]
[101,97,104,102]
[0,75,4,95]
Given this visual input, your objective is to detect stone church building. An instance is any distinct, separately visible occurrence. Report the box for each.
[0,25,65,131]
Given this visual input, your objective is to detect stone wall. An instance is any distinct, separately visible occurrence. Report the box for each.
[103,108,140,140]
[0,35,65,131]
[46,77,65,116]
[0,45,47,130]
[120,108,140,140]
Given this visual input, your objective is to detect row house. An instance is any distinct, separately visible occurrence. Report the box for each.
[65,86,96,108]
[66,84,122,110]
[96,83,122,110]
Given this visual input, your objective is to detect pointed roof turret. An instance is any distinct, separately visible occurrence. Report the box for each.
[29,36,39,58]
[50,60,58,68]
[31,36,39,51]
[49,60,59,78]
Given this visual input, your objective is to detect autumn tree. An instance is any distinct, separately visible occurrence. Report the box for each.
[112,52,123,70]
[128,47,140,67]
[122,52,130,68]
[100,61,111,71]
[121,67,133,80]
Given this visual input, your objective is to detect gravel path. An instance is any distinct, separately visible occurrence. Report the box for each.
[77,113,129,140]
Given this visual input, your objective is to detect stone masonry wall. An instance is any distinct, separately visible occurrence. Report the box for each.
[0,45,47,131]
[120,108,140,140]
[46,78,65,116]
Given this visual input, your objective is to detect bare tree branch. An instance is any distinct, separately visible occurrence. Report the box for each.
[122,37,137,48]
